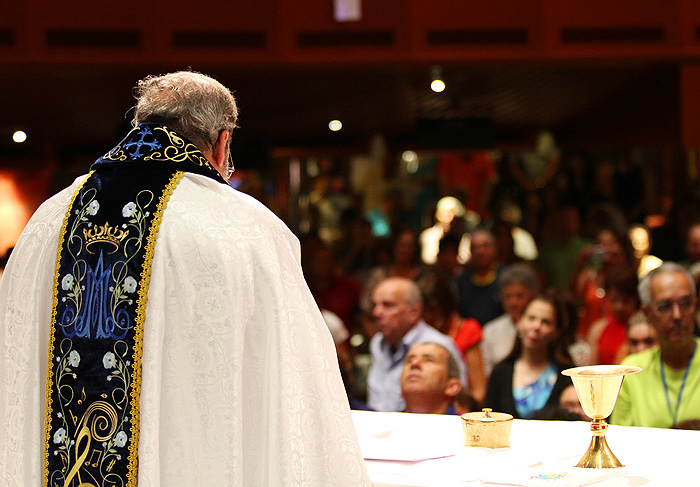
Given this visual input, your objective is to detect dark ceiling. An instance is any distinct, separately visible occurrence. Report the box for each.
[0,60,680,170]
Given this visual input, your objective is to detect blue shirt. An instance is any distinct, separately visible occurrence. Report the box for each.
[513,364,557,419]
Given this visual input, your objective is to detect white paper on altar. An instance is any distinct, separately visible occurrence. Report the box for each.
[360,429,458,462]
[354,410,462,461]
[352,410,459,459]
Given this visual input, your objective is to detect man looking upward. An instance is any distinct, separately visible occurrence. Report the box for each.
[611,262,700,428]
[401,342,462,414]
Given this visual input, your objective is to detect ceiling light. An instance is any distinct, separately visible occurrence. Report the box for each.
[12,131,27,143]
[431,79,445,92]
[401,150,418,163]
[329,120,342,132]
[333,0,362,22]
[430,65,445,93]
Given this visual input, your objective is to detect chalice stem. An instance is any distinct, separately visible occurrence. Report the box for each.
[575,419,623,468]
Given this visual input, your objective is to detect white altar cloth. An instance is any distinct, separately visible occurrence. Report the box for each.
[352,410,700,487]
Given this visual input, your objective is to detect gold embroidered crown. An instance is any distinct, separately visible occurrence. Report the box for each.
[83,222,129,253]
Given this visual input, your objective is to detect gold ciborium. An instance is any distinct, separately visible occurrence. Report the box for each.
[561,365,642,468]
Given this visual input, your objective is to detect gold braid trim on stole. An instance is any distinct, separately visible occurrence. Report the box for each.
[43,171,95,483]
[125,170,185,486]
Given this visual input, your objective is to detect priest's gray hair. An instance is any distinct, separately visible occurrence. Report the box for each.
[638,261,696,306]
[132,71,238,152]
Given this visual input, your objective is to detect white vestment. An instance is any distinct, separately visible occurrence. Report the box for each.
[0,173,371,486]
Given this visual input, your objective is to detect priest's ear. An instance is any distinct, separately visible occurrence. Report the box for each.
[210,129,231,177]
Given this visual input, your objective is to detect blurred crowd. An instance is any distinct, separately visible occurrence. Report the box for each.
[298,137,700,420]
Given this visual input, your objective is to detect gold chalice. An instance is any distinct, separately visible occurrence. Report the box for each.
[561,365,642,468]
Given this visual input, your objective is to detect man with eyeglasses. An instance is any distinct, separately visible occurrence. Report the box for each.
[611,262,700,428]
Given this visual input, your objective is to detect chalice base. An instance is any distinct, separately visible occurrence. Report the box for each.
[575,434,623,469]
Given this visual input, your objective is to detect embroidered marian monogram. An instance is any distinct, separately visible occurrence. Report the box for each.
[101,124,225,181]
[44,124,225,487]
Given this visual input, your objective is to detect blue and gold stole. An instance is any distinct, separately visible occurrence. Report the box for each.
[44,124,226,487]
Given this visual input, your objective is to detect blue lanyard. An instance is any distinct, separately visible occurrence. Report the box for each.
[660,344,696,426]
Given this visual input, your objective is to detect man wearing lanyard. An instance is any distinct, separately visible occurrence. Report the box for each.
[611,262,700,428]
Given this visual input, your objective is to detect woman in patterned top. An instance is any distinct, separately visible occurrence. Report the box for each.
[483,290,575,418]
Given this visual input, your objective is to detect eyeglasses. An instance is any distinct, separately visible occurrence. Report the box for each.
[225,153,235,181]
[629,337,657,348]
[652,297,696,316]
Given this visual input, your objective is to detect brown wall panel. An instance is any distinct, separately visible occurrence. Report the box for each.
[544,0,673,26]
[3,0,700,64]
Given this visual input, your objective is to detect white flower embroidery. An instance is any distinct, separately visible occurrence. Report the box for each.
[88,200,100,215]
[123,276,137,293]
[53,427,66,444]
[69,350,80,367]
[115,431,128,448]
[103,351,116,369]
[122,202,137,218]
[61,274,74,290]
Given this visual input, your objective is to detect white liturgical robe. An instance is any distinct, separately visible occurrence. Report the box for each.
[0,173,371,486]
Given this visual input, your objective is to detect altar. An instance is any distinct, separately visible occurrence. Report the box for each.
[352,410,699,486]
